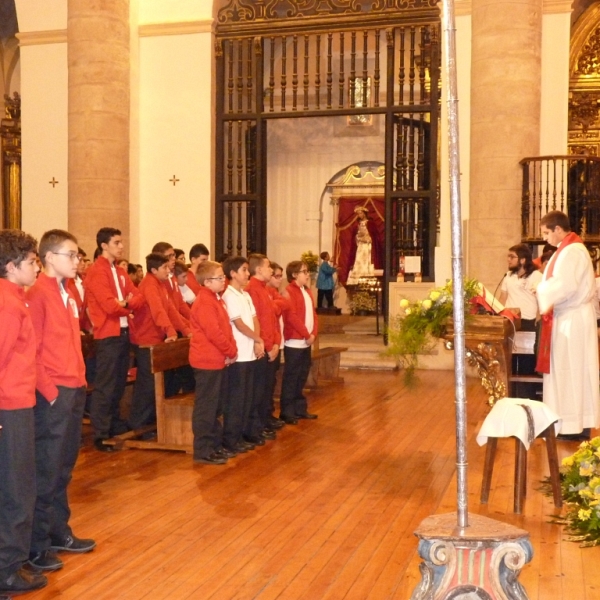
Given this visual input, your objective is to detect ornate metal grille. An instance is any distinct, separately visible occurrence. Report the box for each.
[215,0,441,313]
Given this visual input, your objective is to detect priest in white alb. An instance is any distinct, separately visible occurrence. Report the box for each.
[536,210,600,441]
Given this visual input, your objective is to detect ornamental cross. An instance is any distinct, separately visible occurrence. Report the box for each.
[49,177,59,188]
[169,175,180,186]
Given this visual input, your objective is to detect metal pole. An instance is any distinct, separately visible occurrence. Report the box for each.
[441,0,468,529]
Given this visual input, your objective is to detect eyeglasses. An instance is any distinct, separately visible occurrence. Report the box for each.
[298,269,309,274]
[507,254,518,259]
[207,276,226,281]
[52,252,80,261]
[273,274,283,279]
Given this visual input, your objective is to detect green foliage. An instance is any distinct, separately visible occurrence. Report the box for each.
[551,437,600,547]
[386,278,481,380]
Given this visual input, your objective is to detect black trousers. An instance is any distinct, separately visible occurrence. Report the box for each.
[317,289,334,308]
[0,408,35,578]
[244,355,269,438]
[222,361,255,450]
[129,346,155,430]
[280,346,312,418]
[90,331,130,440]
[264,351,280,421]
[192,369,225,459]
[31,386,86,554]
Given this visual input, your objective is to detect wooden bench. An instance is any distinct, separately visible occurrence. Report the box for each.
[305,346,348,388]
[111,337,194,453]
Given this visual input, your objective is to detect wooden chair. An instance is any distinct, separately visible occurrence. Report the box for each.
[477,398,562,514]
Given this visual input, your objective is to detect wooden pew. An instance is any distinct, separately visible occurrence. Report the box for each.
[116,338,194,453]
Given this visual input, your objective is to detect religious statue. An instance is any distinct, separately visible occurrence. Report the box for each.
[346,206,375,284]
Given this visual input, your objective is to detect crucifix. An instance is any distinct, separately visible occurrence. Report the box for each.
[169,175,180,186]
[49,177,59,187]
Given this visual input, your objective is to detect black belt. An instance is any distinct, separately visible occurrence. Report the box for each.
[120,327,129,334]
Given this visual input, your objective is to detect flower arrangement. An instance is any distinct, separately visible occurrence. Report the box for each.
[386,278,482,379]
[301,250,319,274]
[348,291,377,315]
[553,437,600,547]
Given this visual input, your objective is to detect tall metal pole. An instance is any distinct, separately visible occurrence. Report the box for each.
[441,0,468,528]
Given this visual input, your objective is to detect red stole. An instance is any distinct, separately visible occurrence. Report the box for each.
[535,232,583,374]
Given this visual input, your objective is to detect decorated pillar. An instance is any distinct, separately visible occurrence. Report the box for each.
[468,0,542,288]
[67,0,130,254]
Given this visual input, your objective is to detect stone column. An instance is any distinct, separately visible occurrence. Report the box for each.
[469,0,542,288]
[68,0,130,255]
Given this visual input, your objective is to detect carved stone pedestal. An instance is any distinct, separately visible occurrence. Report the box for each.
[410,513,533,600]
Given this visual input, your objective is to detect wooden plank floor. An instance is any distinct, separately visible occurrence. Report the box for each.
[25,370,599,599]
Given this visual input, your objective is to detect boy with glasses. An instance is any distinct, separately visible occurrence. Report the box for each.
[189,261,238,464]
[26,230,95,572]
[280,261,318,424]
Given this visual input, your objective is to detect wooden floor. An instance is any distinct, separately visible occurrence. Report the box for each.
[26,370,599,599]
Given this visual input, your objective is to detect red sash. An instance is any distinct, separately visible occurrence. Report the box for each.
[535,232,583,374]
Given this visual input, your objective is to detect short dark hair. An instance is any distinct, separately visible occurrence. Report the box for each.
[174,261,189,277]
[196,260,222,285]
[222,256,248,280]
[190,243,210,260]
[0,229,38,279]
[39,229,78,267]
[286,260,306,283]
[540,210,570,232]
[152,242,174,255]
[146,252,168,273]
[96,227,121,249]
[270,262,283,272]
[320,251,329,260]
[248,253,268,276]
[508,243,536,278]
[127,263,138,275]
[78,247,87,257]
[174,248,185,259]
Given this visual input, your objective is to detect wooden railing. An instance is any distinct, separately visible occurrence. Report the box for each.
[520,155,600,241]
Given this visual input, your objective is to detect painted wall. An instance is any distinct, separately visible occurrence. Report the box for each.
[136,31,213,262]
[266,116,385,269]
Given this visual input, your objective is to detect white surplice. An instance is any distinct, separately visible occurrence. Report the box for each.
[537,241,600,434]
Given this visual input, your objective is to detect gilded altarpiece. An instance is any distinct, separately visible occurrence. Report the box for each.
[0,91,20,229]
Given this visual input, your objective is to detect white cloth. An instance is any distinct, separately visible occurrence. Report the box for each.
[537,241,600,433]
[111,263,128,328]
[476,398,561,450]
[500,270,542,320]
[285,287,314,349]
[74,275,84,301]
[222,285,257,362]
[179,283,196,305]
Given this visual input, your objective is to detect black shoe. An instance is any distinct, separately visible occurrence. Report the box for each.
[232,444,249,454]
[280,415,298,425]
[243,436,265,446]
[261,430,277,440]
[193,452,228,465]
[239,440,256,450]
[267,417,285,429]
[0,567,47,593]
[28,550,63,572]
[215,447,237,459]
[296,413,318,420]
[50,534,96,554]
[94,439,117,452]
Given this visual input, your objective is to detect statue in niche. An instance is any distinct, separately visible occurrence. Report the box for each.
[347,205,375,284]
